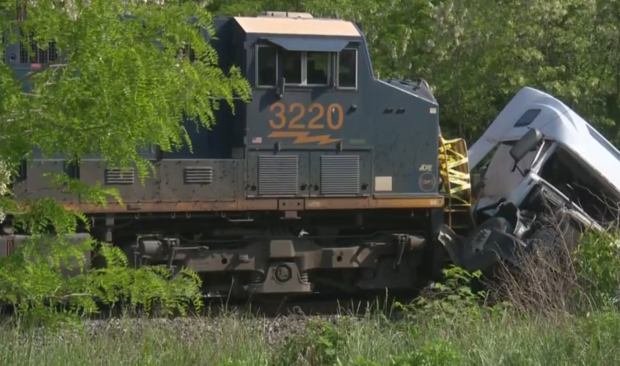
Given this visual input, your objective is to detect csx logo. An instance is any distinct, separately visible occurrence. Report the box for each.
[419,164,433,172]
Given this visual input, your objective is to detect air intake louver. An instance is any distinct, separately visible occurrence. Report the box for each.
[258,155,298,196]
[184,166,213,184]
[321,155,360,195]
[105,168,135,185]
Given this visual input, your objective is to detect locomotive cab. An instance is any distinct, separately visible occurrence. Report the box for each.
[236,13,444,209]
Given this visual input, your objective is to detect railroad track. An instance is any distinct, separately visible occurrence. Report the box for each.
[0,292,419,323]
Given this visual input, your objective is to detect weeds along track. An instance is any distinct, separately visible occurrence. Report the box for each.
[99,292,419,319]
[0,293,417,350]
[0,291,418,322]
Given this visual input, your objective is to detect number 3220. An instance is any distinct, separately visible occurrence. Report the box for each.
[269,102,344,130]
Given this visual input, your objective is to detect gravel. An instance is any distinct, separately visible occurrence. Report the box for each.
[16,313,360,347]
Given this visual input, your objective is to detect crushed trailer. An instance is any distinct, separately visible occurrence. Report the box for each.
[438,86,620,276]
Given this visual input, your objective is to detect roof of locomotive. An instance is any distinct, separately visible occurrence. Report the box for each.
[232,12,361,38]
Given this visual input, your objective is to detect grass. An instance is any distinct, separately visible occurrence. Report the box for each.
[1,307,620,365]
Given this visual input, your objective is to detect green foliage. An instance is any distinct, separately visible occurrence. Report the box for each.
[0,235,202,327]
[4,250,620,365]
[275,318,354,366]
[0,0,254,324]
[1,0,251,177]
[349,340,461,366]
[388,341,461,366]
[416,266,486,309]
[272,267,501,366]
[3,308,620,365]
[573,230,620,309]
[394,266,506,325]
[578,311,620,360]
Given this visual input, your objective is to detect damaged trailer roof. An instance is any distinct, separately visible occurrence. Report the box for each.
[468,86,620,195]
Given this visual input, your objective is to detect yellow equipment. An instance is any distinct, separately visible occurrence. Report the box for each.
[438,136,474,230]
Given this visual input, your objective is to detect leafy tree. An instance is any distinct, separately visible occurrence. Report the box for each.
[0,0,251,323]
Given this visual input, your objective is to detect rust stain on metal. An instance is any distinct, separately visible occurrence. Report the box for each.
[60,197,444,214]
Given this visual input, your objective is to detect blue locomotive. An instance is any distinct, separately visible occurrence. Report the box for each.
[2,12,455,298]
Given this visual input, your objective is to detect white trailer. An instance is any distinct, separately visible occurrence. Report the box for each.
[438,87,620,273]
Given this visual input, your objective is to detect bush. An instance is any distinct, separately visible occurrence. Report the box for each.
[0,232,203,328]
[0,180,204,327]
[573,230,620,309]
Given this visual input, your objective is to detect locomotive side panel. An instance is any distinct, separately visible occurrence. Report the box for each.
[368,79,440,197]
[160,160,240,202]
[80,161,161,204]
[13,158,80,204]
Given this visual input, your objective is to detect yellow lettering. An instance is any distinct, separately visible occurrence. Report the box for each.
[307,103,325,130]
[269,102,286,129]
[327,103,344,130]
[288,103,306,129]
[268,102,345,132]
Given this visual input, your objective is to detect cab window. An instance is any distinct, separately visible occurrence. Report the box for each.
[306,51,329,85]
[256,45,277,87]
[282,50,302,84]
[338,49,357,89]
[282,50,330,86]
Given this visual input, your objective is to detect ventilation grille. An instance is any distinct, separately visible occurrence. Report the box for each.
[105,168,135,185]
[184,166,213,184]
[258,155,298,196]
[20,32,58,64]
[321,155,360,195]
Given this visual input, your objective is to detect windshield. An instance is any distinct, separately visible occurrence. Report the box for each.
[539,146,620,224]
